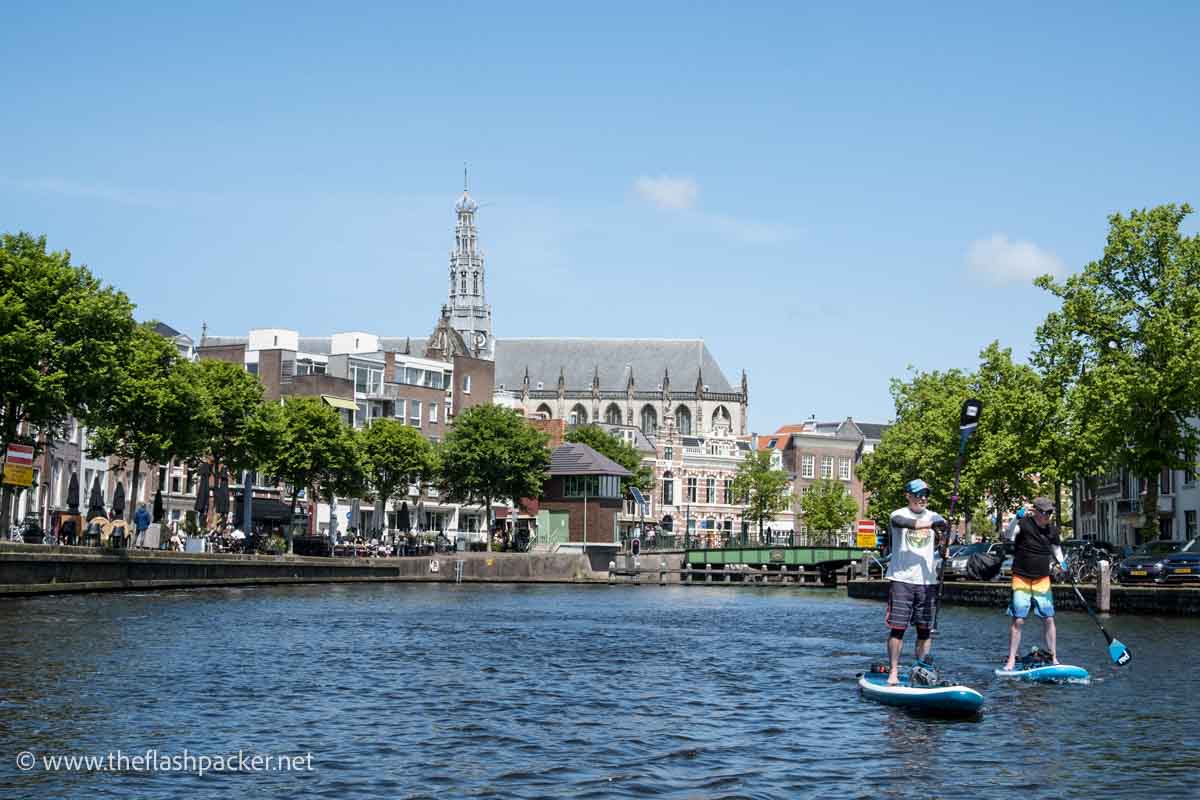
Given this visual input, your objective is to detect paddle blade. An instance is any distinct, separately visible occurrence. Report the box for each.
[1109,639,1132,666]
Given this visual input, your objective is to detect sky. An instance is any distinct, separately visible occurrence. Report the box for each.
[3,1,1198,433]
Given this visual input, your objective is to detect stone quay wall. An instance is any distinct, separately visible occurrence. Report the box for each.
[0,543,606,597]
[847,578,1200,616]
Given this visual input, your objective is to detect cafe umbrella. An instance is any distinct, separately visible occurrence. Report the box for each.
[153,488,164,523]
[67,473,80,514]
[398,501,410,533]
[214,468,230,521]
[112,481,126,520]
[194,463,211,525]
[87,475,106,519]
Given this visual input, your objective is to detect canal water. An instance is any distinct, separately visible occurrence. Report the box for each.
[1,584,1196,799]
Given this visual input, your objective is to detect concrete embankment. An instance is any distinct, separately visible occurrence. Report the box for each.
[848,578,1200,616]
[0,543,650,597]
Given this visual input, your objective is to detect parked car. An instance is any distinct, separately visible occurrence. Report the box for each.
[1115,538,1199,585]
[943,542,1008,581]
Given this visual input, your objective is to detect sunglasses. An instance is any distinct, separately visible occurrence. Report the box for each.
[1034,507,1054,515]
[909,491,930,499]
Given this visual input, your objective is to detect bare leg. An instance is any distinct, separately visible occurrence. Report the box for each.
[915,632,932,663]
[1044,617,1058,664]
[1004,618,1024,670]
[887,634,903,684]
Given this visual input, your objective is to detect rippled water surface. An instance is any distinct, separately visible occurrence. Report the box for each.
[1,583,1197,799]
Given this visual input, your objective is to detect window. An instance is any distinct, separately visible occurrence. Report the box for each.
[570,404,588,425]
[663,477,674,505]
[724,479,733,505]
[429,403,438,423]
[839,457,851,481]
[171,475,180,494]
[641,406,657,436]
[820,456,834,479]
[767,438,778,449]
[705,478,715,504]
[801,455,815,479]
[686,477,697,503]
[463,375,472,394]
[355,402,368,428]
[1187,510,1197,539]
[352,364,383,395]
[410,400,422,426]
[564,475,620,498]
[664,446,673,461]
[675,406,692,435]
[394,399,405,420]
[605,404,622,425]
[461,274,467,293]
[472,273,478,294]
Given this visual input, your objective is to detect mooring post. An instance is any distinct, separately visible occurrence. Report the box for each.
[608,560,616,584]
[659,559,667,586]
[1097,560,1111,614]
[706,563,712,583]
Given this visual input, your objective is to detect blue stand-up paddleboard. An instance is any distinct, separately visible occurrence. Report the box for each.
[858,671,984,717]
[994,664,1089,683]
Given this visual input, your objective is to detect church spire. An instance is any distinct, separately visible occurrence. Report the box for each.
[446,169,493,360]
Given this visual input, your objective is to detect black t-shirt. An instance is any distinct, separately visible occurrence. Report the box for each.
[1012,516,1061,579]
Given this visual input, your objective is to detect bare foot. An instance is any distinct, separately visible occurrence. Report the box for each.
[1051,656,1060,665]
[887,671,899,685]
[1002,662,1015,671]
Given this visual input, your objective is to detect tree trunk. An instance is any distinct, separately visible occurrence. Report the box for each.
[288,489,299,554]
[1142,471,1160,544]
[484,495,492,551]
[130,455,142,523]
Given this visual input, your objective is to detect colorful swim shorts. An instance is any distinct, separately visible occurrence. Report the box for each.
[1008,575,1054,618]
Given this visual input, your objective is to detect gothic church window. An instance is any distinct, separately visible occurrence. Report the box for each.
[641,405,657,436]
[570,404,588,425]
[472,272,478,294]
[461,273,467,294]
[536,403,553,419]
[605,404,622,425]
[712,405,731,429]
[675,406,692,435]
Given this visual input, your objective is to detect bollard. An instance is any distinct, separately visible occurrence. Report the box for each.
[1097,560,1111,614]
[706,563,713,583]
[660,559,667,585]
[859,555,872,581]
[609,560,616,584]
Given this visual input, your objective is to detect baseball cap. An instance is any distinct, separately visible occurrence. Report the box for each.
[905,479,930,495]
[1032,497,1055,513]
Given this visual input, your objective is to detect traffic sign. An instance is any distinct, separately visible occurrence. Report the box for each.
[2,443,34,487]
[856,519,878,548]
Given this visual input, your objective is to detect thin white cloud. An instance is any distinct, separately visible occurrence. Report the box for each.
[633,175,699,210]
[702,212,798,245]
[967,234,1066,285]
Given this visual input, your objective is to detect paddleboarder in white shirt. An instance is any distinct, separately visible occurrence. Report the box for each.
[884,478,949,684]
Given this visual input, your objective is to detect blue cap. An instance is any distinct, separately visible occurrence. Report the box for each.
[1016,507,1026,518]
[905,479,930,495]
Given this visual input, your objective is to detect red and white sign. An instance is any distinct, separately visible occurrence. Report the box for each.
[856,519,876,534]
[5,443,33,466]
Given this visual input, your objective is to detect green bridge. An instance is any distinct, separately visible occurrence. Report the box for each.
[684,545,873,567]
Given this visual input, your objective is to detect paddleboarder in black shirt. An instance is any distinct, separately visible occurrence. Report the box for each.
[1003,496,1068,669]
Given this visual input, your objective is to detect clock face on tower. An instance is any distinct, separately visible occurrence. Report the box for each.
[473,331,488,349]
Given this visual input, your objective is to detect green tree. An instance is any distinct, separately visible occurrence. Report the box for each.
[359,418,438,532]
[0,232,137,532]
[799,478,858,544]
[261,397,361,553]
[565,424,652,492]
[189,359,268,475]
[440,405,549,550]
[730,450,790,539]
[1034,203,1200,541]
[87,323,205,520]
[858,368,981,528]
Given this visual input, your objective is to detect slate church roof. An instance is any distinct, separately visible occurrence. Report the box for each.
[493,338,735,393]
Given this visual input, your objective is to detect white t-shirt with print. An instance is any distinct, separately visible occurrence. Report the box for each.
[885,506,944,586]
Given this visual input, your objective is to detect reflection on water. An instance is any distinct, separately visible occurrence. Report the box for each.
[1,584,1196,799]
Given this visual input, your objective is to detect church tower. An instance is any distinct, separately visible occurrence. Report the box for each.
[445,167,494,360]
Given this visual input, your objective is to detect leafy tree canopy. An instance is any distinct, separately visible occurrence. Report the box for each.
[440,405,549,547]
[360,417,439,511]
[731,450,790,535]
[799,478,858,543]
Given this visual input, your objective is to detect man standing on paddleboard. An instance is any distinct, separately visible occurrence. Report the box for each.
[884,479,949,685]
[1002,496,1068,670]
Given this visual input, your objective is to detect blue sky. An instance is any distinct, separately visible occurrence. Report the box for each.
[3,2,1198,432]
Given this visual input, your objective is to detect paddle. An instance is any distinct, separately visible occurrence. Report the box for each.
[1066,570,1132,665]
[932,398,983,635]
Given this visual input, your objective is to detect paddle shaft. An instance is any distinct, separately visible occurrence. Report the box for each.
[1068,572,1116,645]
[932,439,969,633]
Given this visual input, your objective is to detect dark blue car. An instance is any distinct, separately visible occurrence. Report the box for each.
[1115,538,1199,585]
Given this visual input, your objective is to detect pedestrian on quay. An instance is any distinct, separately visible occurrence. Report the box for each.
[884,479,949,685]
[1002,496,1068,670]
[133,503,151,548]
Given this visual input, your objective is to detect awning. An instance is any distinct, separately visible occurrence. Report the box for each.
[322,395,358,411]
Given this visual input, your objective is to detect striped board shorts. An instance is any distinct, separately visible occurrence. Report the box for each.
[886,580,936,631]
[1008,575,1055,619]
